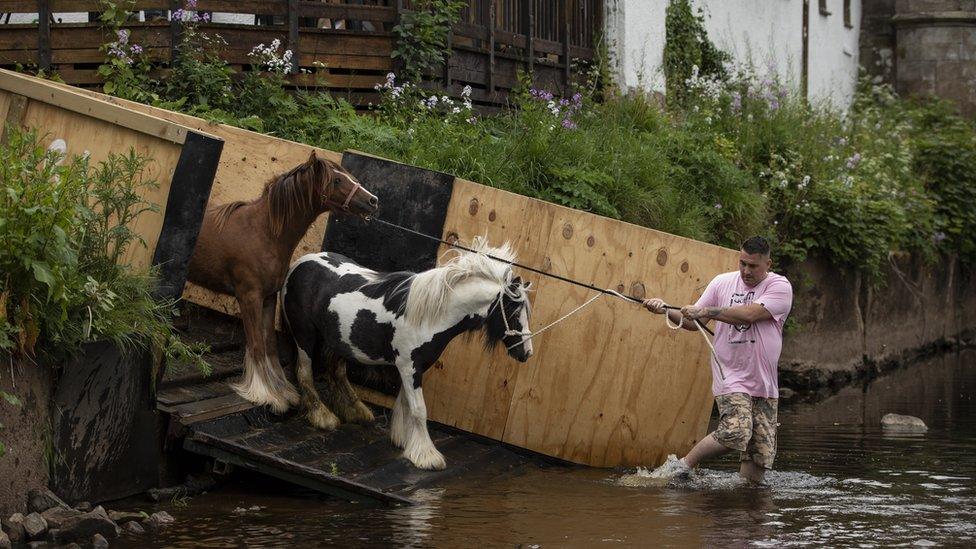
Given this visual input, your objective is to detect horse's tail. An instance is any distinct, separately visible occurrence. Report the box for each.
[210,201,247,233]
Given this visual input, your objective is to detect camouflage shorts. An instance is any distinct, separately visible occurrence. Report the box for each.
[713,392,779,469]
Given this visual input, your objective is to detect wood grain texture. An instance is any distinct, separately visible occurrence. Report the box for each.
[420,180,738,467]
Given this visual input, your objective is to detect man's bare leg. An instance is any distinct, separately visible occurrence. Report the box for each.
[739,460,766,484]
[681,433,731,468]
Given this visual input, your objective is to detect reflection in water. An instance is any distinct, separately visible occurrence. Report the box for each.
[116,351,975,547]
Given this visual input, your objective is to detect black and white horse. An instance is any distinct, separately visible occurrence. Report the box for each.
[280,237,534,470]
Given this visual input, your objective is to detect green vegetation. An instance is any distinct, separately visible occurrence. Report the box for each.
[0,128,206,367]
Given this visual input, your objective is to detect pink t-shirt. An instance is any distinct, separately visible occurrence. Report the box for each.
[694,271,793,398]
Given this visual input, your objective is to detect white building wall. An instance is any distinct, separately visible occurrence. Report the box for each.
[808,0,862,109]
[605,0,669,94]
[606,0,862,110]
[694,0,803,89]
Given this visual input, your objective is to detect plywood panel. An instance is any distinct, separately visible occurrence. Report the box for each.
[422,182,738,467]
[21,100,182,272]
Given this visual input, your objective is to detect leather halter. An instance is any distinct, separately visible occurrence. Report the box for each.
[324,177,363,212]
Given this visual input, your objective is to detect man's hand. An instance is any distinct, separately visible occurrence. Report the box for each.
[642,298,667,314]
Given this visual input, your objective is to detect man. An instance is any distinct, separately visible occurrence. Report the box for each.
[642,236,793,484]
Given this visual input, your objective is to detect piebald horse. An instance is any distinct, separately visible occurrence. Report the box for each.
[281,237,534,470]
[187,152,378,413]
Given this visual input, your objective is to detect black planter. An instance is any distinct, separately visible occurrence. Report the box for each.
[49,340,159,504]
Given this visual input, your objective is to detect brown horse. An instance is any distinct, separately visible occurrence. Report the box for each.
[187,151,378,413]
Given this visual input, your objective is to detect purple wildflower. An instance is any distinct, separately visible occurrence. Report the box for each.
[200,12,211,23]
[561,118,577,130]
[186,0,198,8]
[730,91,742,113]
[116,29,129,44]
[846,153,862,169]
[769,99,780,111]
[171,9,184,21]
[130,44,143,55]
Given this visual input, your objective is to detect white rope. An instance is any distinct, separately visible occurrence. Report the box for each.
[503,287,727,380]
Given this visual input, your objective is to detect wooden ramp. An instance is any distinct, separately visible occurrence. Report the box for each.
[157,352,543,506]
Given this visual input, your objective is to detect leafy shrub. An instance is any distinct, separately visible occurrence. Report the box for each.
[0,128,206,369]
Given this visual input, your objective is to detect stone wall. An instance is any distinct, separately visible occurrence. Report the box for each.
[860,0,897,82]
[780,255,976,391]
[894,7,976,117]
[0,363,54,517]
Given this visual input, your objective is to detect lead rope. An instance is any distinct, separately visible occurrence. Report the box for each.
[502,286,726,381]
[367,218,724,378]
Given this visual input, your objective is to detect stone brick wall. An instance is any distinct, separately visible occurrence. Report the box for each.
[860,0,897,82]
[894,1,976,116]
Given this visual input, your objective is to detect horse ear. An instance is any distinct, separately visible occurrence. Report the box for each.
[306,150,317,166]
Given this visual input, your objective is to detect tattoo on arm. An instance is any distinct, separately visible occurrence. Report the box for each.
[705,307,726,318]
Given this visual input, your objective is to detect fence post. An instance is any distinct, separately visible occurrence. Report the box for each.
[443,9,452,88]
[38,0,52,71]
[392,0,404,78]
[169,0,182,66]
[287,0,301,74]
[488,0,495,97]
[562,0,571,94]
[522,0,534,77]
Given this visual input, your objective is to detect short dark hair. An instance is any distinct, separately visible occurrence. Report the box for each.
[741,236,770,256]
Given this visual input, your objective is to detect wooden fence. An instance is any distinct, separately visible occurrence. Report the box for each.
[0,0,602,106]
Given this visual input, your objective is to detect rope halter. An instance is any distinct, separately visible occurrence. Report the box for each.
[491,269,532,347]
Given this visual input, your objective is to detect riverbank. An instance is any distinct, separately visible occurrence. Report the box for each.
[780,254,976,396]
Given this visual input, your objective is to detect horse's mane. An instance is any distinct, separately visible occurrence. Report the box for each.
[402,236,516,327]
[211,156,332,236]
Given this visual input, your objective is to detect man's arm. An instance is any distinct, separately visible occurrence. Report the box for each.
[682,303,773,325]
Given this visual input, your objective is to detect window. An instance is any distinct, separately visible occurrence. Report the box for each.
[819,0,831,17]
[844,0,853,28]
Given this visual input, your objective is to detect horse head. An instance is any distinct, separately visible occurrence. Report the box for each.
[304,151,378,218]
[485,274,534,362]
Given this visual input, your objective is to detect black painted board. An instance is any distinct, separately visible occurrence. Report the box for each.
[323,150,456,274]
[152,131,223,301]
[50,340,159,503]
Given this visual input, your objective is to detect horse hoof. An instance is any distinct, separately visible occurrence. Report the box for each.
[308,406,340,431]
[345,401,375,425]
[405,446,447,471]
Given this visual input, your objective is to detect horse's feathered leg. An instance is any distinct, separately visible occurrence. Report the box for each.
[320,355,374,425]
[296,344,340,430]
[262,296,300,407]
[230,288,293,414]
[395,360,446,470]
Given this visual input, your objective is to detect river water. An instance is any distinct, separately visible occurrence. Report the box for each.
[118,350,975,547]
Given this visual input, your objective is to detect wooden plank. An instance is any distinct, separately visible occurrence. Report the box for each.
[196,0,287,16]
[287,0,300,73]
[20,98,183,272]
[0,93,27,145]
[0,69,188,144]
[487,0,495,94]
[523,0,533,74]
[183,434,414,505]
[38,0,51,70]
[295,2,395,23]
[170,393,256,425]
